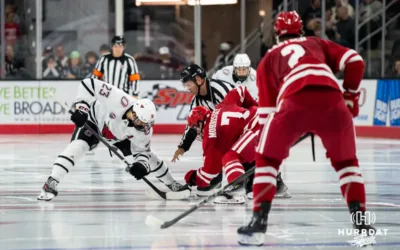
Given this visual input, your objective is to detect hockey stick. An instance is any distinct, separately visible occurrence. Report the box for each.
[311,133,316,162]
[145,132,311,229]
[58,101,190,200]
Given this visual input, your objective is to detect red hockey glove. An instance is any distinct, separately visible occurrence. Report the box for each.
[343,90,361,117]
[184,169,197,186]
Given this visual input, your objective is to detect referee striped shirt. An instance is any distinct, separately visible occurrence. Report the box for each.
[92,53,140,96]
[179,78,235,150]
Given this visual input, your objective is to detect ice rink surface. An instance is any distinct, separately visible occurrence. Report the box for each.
[0,134,399,250]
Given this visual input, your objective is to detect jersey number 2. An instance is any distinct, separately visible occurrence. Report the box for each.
[280,44,305,68]
[221,111,249,126]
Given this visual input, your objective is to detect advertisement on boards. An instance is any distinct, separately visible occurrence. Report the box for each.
[0,80,192,125]
[373,79,400,126]
[0,81,78,124]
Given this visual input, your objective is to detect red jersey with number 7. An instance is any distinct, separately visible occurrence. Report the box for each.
[198,86,259,181]
[256,36,364,122]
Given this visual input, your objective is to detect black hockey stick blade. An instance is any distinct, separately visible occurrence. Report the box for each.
[311,133,316,162]
[60,101,168,200]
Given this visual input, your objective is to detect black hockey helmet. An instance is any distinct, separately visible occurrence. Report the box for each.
[180,64,206,84]
[111,35,125,45]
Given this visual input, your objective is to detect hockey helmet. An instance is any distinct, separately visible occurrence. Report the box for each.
[180,64,206,84]
[111,35,126,45]
[274,11,303,38]
[132,98,156,134]
[187,106,211,140]
[233,54,251,82]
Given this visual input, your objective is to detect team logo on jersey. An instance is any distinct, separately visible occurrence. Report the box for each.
[109,112,116,119]
[121,97,129,107]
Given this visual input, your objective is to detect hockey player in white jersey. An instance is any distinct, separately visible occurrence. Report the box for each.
[212,53,258,100]
[38,78,190,201]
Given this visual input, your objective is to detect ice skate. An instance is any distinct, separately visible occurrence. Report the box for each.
[237,202,270,246]
[349,202,376,235]
[196,172,222,197]
[275,172,291,198]
[37,177,59,201]
[214,182,246,204]
[166,181,191,192]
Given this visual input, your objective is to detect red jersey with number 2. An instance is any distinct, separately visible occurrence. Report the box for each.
[256,36,363,120]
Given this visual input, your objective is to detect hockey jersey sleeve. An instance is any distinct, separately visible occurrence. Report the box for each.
[219,86,258,109]
[92,55,106,80]
[256,55,280,125]
[178,96,199,151]
[320,39,365,91]
[75,78,135,114]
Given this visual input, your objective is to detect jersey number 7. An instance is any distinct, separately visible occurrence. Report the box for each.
[221,111,250,126]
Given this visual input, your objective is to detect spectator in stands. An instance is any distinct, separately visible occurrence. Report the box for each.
[99,44,111,55]
[55,45,68,67]
[324,8,338,41]
[5,4,20,23]
[302,0,321,36]
[64,51,84,79]
[331,0,354,23]
[388,59,400,77]
[82,51,98,78]
[158,46,182,80]
[42,56,63,79]
[392,39,400,60]
[213,42,231,70]
[359,0,383,50]
[4,11,21,45]
[336,6,356,48]
[5,44,24,77]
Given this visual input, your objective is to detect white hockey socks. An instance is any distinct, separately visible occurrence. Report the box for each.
[50,140,90,182]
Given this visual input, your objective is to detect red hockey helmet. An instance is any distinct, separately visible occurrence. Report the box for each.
[274,11,303,37]
[187,106,211,128]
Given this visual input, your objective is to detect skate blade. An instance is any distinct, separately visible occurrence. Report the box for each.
[275,187,291,198]
[214,195,246,204]
[37,191,55,201]
[238,232,265,246]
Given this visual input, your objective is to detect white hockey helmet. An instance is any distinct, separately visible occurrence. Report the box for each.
[132,98,156,133]
[233,53,251,68]
[233,54,251,81]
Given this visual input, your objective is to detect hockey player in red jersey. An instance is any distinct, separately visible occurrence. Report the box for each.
[237,11,375,245]
[184,86,290,204]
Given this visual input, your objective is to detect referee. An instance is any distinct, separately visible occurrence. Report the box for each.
[171,64,235,162]
[92,36,141,97]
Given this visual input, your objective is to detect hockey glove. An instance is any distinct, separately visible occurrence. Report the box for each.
[71,103,89,127]
[128,161,150,180]
[343,90,361,117]
[184,169,197,186]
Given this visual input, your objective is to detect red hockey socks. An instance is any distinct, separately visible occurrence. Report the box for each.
[333,159,366,211]
[253,154,281,212]
[222,151,245,183]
